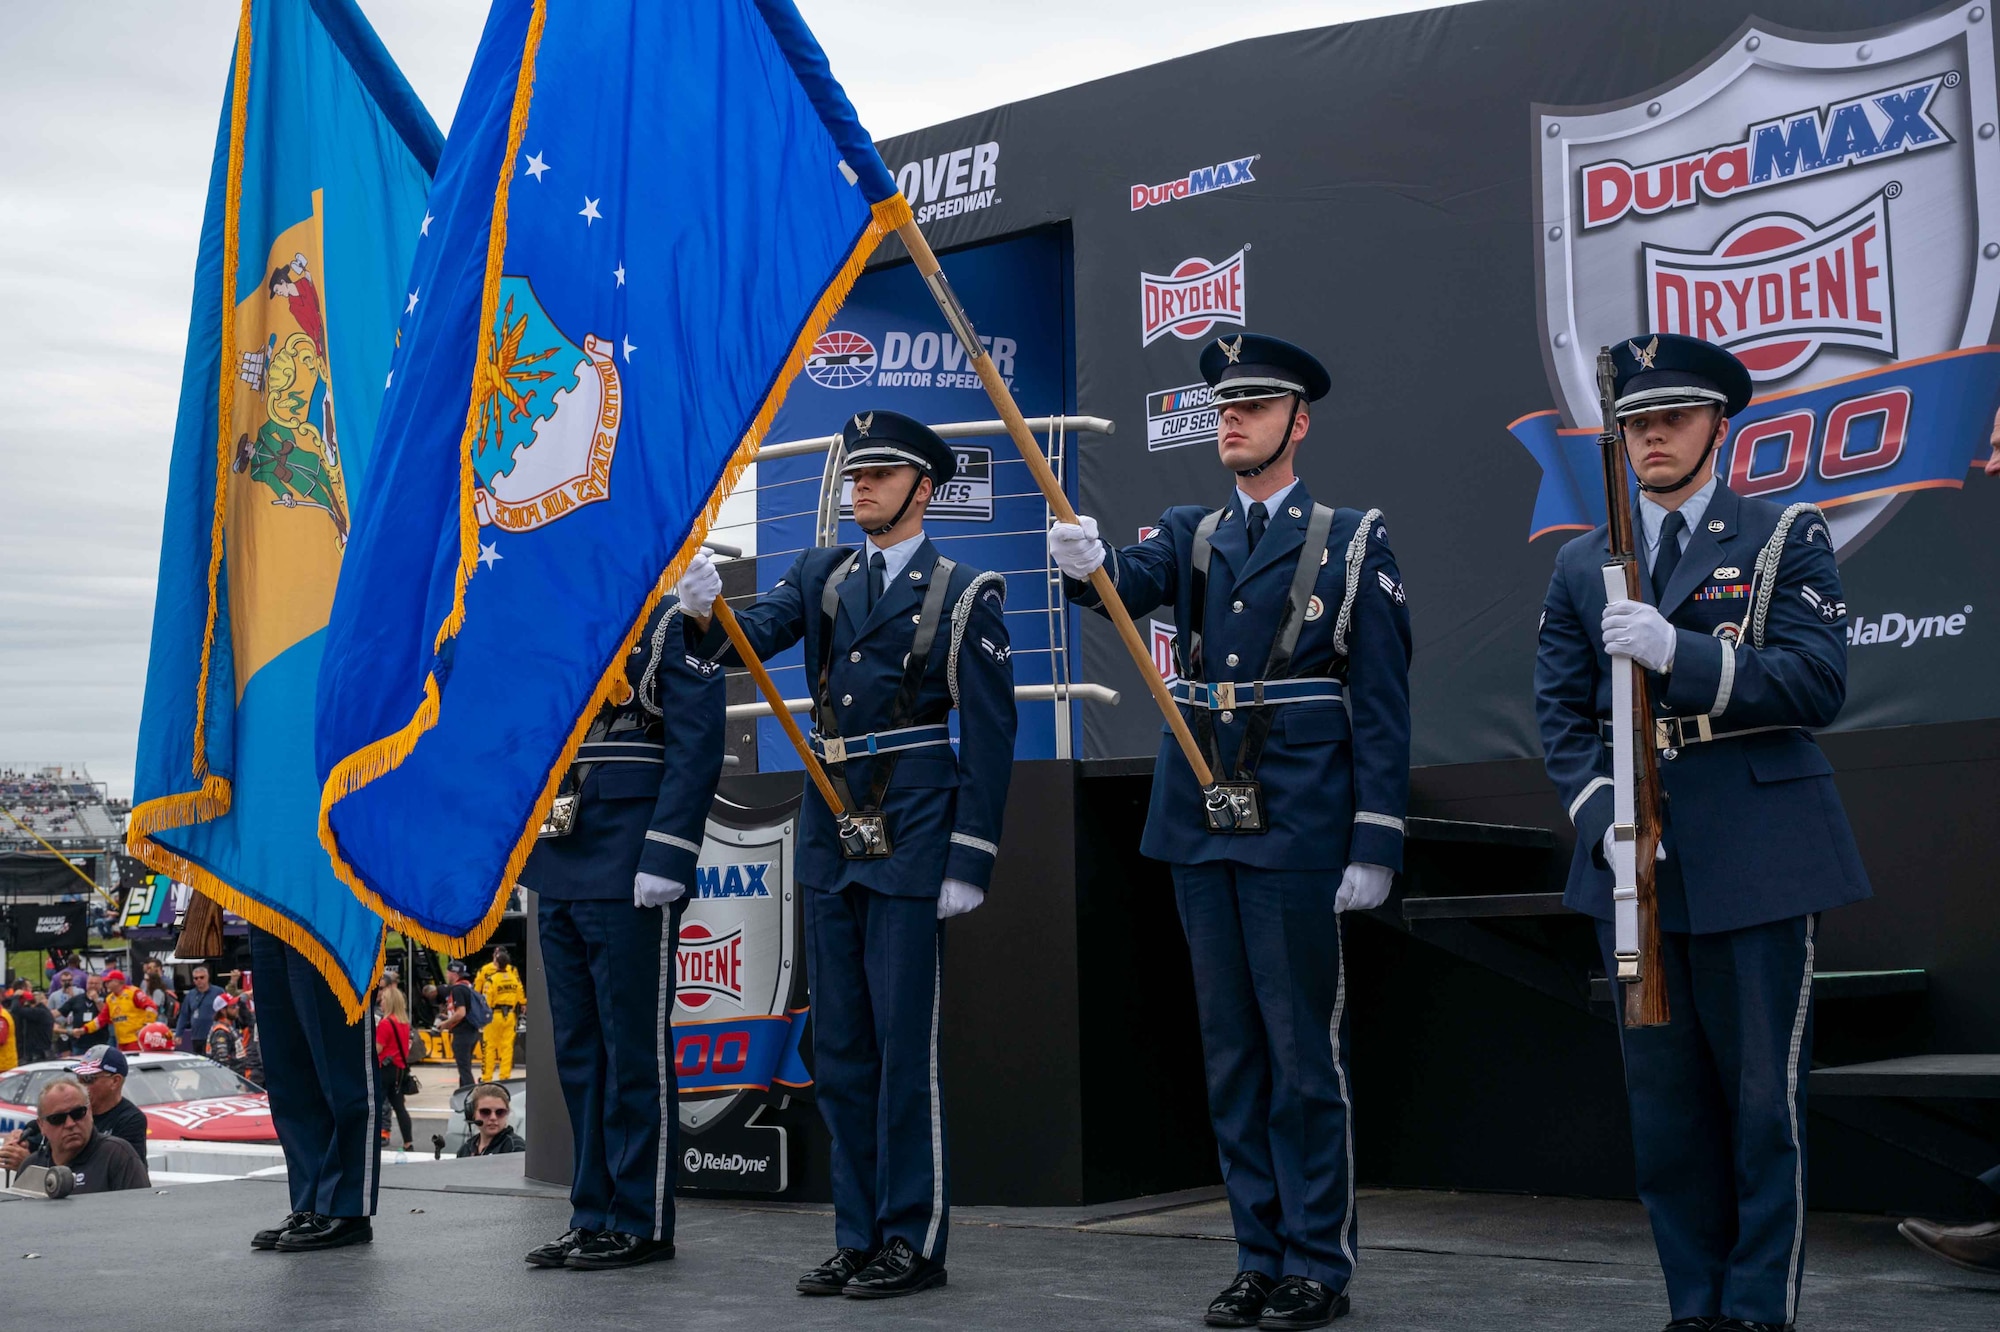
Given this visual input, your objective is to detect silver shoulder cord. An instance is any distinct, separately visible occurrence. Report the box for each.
[947,571,1008,707]
[1331,508,1384,659]
[636,603,683,717]
[1741,502,1823,649]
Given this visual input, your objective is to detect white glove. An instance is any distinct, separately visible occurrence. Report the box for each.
[1334,862,1394,913]
[675,550,721,618]
[1602,827,1668,866]
[633,872,686,908]
[1601,600,1677,673]
[936,878,985,919]
[1047,515,1104,579]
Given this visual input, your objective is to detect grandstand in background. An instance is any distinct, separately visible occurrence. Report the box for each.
[1,764,126,901]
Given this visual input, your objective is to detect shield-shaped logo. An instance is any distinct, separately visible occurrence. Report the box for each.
[675,795,809,1141]
[1523,4,2000,551]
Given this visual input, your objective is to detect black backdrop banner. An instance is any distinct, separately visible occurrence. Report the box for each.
[870,0,2000,766]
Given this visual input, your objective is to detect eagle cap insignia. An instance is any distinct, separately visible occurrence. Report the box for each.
[1218,335,1243,364]
[852,411,873,438]
[1627,336,1659,370]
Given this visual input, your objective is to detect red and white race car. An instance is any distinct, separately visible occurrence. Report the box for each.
[0,1053,276,1144]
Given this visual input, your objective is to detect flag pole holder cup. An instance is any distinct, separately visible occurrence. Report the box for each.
[837,811,894,860]
[1203,781,1266,834]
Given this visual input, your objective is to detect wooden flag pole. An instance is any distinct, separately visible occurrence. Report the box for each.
[709,595,850,818]
[893,216,1217,789]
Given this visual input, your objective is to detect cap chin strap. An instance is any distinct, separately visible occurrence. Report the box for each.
[861,469,928,537]
[1233,395,1301,478]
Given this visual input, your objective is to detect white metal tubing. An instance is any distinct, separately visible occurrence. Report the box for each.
[726,681,1120,721]
[759,415,1116,461]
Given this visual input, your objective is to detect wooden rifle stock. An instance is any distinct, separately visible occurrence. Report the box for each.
[1597,347,1670,1029]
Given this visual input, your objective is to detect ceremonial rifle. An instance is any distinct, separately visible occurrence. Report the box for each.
[892,217,1244,827]
[1596,347,1669,1029]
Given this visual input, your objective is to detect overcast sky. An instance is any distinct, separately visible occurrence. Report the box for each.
[0,0,1453,799]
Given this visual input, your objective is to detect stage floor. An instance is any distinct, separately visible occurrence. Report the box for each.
[6,1157,1996,1329]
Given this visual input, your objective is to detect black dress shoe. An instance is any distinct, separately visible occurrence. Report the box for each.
[252,1211,315,1250]
[843,1236,946,1298]
[798,1247,873,1295]
[565,1230,675,1270]
[1257,1276,1348,1329]
[1712,1322,1791,1332]
[1899,1217,2000,1275]
[273,1215,373,1252]
[1207,1270,1277,1327]
[526,1227,598,1268]
[1664,1320,1718,1331]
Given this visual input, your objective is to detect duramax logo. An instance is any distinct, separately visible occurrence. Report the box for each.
[893,141,1000,224]
[1847,604,1972,647]
[1582,73,1951,228]
[694,861,772,899]
[1131,154,1258,211]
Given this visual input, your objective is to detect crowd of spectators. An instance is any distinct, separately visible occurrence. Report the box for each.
[3,961,259,1080]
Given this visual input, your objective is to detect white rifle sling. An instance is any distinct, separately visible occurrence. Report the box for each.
[1600,563,1640,970]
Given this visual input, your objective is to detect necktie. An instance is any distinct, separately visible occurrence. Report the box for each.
[1651,509,1686,604]
[1246,501,1268,551]
[867,551,886,611]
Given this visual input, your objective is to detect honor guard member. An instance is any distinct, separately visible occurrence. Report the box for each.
[1535,333,1871,1332]
[246,927,382,1252]
[1050,334,1412,1329]
[676,409,1017,1300]
[517,593,726,1271]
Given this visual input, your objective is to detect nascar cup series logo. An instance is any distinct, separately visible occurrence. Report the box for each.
[1141,249,1247,346]
[1517,4,2000,552]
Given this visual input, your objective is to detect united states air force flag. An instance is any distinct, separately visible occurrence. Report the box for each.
[315,0,907,949]
[129,0,442,1018]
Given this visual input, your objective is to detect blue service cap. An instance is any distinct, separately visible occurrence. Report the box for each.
[1199,333,1331,403]
[838,409,958,486]
[1611,333,1753,419]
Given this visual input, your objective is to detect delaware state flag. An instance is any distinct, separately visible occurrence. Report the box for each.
[315,0,906,950]
[129,0,442,1018]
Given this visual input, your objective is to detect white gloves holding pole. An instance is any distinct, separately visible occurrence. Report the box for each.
[1601,601,1676,674]
[1047,516,1105,579]
[676,550,721,618]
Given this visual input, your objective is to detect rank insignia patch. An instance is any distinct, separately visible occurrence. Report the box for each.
[1801,585,1847,622]
[1377,570,1406,604]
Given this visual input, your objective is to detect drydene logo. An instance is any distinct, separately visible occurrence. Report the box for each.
[675,920,743,1011]
[892,141,1000,225]
[1131,154,1258,211]
[804,331,877,389]
[1141,250,1246,346]
[1644,192,1893,380]
[1581,74,1951,229]
[1147,382,1218,451]
[1150,618,1179,684]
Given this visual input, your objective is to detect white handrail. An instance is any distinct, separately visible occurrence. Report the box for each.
[757,414,1115,461]
[725,681,1121,721]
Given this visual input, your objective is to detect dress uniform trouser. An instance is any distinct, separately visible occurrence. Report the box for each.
[248,925,380,1218]
[806,884,951,1265]
[1596,914,1817,1327]
[538,896,681,1240]
[1172,863,1356,1288]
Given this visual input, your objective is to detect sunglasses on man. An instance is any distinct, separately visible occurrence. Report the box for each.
[42,1106,89,1127]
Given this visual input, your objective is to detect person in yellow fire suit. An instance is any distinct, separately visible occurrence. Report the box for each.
[476,948,525,1082]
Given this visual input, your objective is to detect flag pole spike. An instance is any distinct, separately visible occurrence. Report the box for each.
[893,213,1217,789]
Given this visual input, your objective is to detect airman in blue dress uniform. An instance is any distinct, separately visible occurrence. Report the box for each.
[1050,334,1413,1329]
[246,926,381,1253]
[517,593,726,1271]
[1535,332,1872,1332]
[677,409,1017,1300]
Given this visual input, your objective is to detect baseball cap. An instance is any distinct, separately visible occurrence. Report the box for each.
[447,960,469,976]
[72,1045,129,1077]
[104,969,127,984]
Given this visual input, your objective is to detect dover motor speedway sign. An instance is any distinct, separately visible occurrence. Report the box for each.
[674,798,810,1192]
[1517,2,2000,549]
